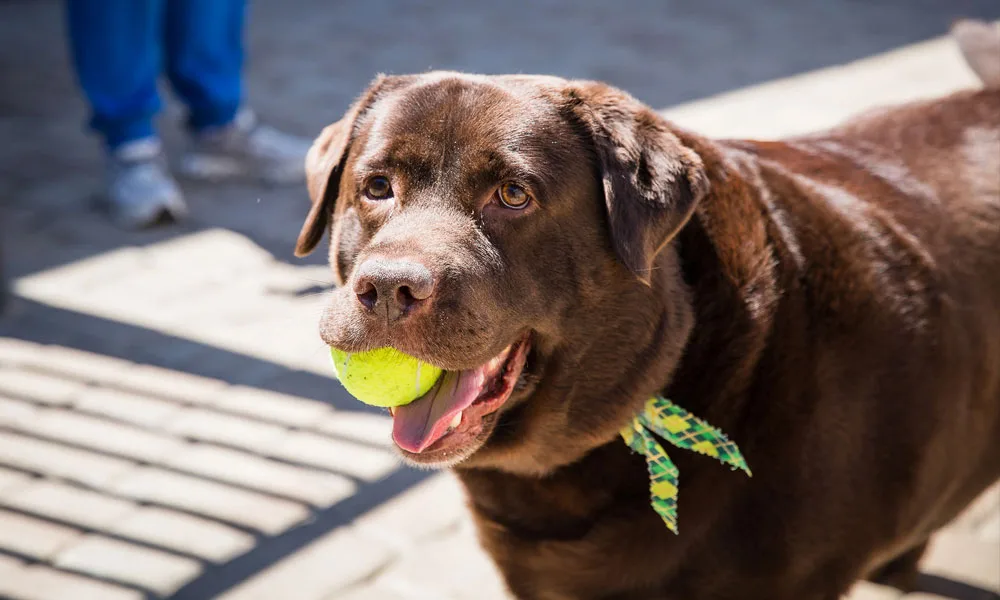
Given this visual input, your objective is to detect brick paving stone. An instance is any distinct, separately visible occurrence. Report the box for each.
[255,368,355,411]
[313,410,394,448]
[921,529,1000,591]
[178,325,332,381]
[264,333,338,377]
[217,526,394,600]
[949,482,1000,532]
[364,580,448,600]
[373,522,511,600]
[144,228,273,275]
[17,345,135,385]
[0,337,44,367]
[0,367,85,406]
[13,247,146,296]
[332,585,414,600]
[163,287,308,329]
[26,285,173,332]
[54,534,203,596]
[164,443,356,507]
[976,511,1000,541]
[660,36,986,141]
[10,175,93,214]
[211,384,332,427]
[260,264,333,300]
[0,430,135,488]
[0,465,32,493]
[113,364,227,405]
[0,395,40,427]
[110,467,310,534]
[0,552,23,574]
[846,582,904,600]
[228,316,329,355]
[165,406,289,450]
[123,337,216,370]
[164,344,289,386]
[109,506,256,563]
[2,479,137,530]
[0,564,144,600]
[148,283,269,325]
[268,431,399,481]
[74,386,185,429]
[14,316,142,360]
[90,267,216,306]
[24,407,187,463]
[0,508,81,560]
[355,474,467,550]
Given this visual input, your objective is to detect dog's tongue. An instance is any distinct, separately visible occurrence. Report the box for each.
[392,368,486,453]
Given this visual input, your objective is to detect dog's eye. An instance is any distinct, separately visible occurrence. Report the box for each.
[497,183,531,209]
[364,176,393,200]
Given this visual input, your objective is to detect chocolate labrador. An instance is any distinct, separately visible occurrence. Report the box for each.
[297,21,1000,600]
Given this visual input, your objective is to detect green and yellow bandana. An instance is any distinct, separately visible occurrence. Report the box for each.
[620,396,751,534]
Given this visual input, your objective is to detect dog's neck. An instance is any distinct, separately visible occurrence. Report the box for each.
[661,132,788,429]
[459,133,790,543]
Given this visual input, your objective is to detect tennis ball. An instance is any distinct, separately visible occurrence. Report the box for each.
[330,347,443,407]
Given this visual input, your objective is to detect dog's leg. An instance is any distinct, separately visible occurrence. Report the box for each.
[864,541,928,592]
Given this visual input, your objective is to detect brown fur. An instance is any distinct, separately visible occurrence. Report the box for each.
[297,23,1000,600]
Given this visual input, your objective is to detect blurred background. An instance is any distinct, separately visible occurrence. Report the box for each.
[0,1,998,599]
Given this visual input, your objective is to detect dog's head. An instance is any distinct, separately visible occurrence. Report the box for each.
[298,72,707,474]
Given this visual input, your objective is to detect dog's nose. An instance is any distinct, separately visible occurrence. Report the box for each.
[353,259,435,320]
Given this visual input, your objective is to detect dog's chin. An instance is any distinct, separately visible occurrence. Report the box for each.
[392,333,539,469]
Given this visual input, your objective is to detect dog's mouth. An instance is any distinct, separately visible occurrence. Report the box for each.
[391,335,531,461]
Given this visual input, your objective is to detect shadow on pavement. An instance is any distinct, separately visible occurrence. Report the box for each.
[169,467,429,600]
[0,298,356,407]
[916,574,1000,600]
[0,299,434,599]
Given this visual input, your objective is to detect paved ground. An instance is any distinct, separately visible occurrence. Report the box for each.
[0,1,998,599]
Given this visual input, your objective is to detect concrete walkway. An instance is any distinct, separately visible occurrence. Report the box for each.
[0,1,997,598]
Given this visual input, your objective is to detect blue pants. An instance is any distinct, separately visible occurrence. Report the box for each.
[66,0,247,150]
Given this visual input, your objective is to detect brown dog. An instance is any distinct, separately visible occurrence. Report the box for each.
[296,21,1000,600]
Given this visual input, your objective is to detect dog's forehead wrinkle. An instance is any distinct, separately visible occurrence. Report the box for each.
[358,92,574,213]
[381,76,555,142]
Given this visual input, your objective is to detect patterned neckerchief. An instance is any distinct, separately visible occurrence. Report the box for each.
[620,396,752,534]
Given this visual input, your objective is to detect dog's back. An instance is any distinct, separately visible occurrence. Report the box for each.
[710,21,1000,591]
[662,21,1000,597]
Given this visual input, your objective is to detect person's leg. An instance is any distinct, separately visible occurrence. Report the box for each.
[164,0,245,132]
[65,0,187,228]
[164,0,309,184]
[65,0,163,150]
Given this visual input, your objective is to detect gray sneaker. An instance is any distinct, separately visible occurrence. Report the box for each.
[107,138,188,229]
[179,109,310,185]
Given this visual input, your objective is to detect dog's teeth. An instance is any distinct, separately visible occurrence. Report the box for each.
[450,411,463,429]
[389,407,396,417]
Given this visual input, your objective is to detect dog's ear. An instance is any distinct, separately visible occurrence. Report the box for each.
[562,82,708,283]
[952,19,1000,87]
[295,75,391,260]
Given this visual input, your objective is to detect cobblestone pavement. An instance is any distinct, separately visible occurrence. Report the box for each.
[1,1,998,599]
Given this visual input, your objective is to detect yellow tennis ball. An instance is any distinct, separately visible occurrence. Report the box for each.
[330,347,443,407]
